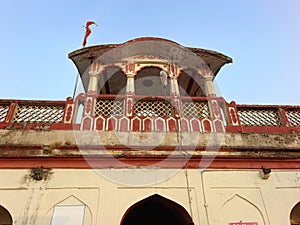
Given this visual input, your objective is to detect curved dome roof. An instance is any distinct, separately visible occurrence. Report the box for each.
[68,37,232,79]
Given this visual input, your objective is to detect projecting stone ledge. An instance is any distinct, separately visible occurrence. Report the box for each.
[0,130,299,157]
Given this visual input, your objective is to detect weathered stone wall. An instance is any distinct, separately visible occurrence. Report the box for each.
[0,168,300,225]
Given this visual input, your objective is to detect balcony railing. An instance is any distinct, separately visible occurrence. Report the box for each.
[0,95,300,133]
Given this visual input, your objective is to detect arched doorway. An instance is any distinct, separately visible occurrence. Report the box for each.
[135,67,170,96]
[120,194,194,225]
[0,205,12,225]
[291,202,300,225]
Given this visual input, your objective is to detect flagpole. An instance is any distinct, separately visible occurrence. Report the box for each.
[72,72,80,99]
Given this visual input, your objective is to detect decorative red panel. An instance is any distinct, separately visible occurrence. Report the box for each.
[190,119,201,132]
[278,108,290,127]
[210,99,221,119]
[107,117,117,131]
[127,98,133,116]
[85,98,92,115]
[180,118,189,132]
[126,61,135,73]
[155,118,165,132]
[202,119,212,132]
[131,117,141,131]
[95,117,105,131]
[143,118,152,132]
[167,117,177,132]
[5,103,17,123]
[213,119,225,132]
[64,104,73,123]
[119,117,130,132]
[81,116,92,130]
[229,107,238,125]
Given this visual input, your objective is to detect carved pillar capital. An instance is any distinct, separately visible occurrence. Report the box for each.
[88,63,103,93]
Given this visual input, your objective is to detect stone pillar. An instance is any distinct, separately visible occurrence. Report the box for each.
[168,64,182,118]
[81,62,102,130]
[203,65,216,97]
[126,74,135,94]
[170,77,180,96]
[124,62,136,117]
[125,61,136,94]
[88,73,98,93]
[169,64,180,96]
[202,65,225,132]
[204,75,216,97]
[87,62,101,93]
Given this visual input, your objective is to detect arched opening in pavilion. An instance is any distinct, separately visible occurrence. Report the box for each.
[135,67,170,96]
[98,66,127,95]
[178,69,205,97]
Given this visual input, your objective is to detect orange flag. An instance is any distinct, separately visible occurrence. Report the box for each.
[82,21,98,47]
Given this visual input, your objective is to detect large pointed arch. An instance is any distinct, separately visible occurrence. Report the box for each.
[290,201,300,224]
[0,205,12,225]
[120,194,194,225]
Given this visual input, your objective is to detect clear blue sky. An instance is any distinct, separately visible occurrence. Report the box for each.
[0,0,299,105]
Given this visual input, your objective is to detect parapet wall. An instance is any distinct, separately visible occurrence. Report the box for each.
[0,129,299,169]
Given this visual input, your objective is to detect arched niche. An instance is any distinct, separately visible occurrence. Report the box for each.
[178,69,205,97]
[48,195,92,225]
[135,67,170,96]
[290,202,300,225]
[218,194,266,225]
[0,205,12,225]
[98,66,126,95]
[120,194,194,225]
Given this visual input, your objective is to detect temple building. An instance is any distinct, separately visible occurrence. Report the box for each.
[0,37,300,225]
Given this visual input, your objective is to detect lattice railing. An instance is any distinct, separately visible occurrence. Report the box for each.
[286,109,300,127]
[95,98,124,116]
[182,101,210,118]
[237,108,281,126]
[0,96,299,133]
[13,104,64,123]
[134,99,173,117]
[0,104,9,122]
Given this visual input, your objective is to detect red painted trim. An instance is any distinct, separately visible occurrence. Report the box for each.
[225,125,242,133]
[0,99,66,105]
[1,121,299,133]
[0,123,10,129]
[0,156,300,169]
[237,104,300,110]
[240,126,300,133]
[278,108,290,126]
[5,103,17,123]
